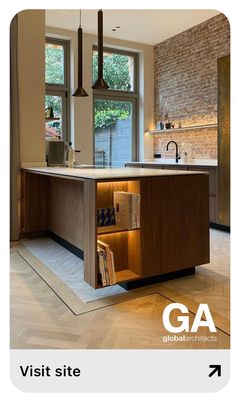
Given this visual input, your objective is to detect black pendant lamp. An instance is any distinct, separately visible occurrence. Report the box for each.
[92,9,109,90]
[73,10,88,97]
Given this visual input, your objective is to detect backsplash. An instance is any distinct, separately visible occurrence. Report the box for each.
[153,127,217,159]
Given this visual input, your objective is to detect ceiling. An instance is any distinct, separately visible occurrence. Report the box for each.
[46,9,220,45]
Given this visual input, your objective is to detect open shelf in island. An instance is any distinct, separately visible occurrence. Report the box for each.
[115,269,141,283]
[85,175,209,289]
[97,222,141,288]
[97,225,140,235]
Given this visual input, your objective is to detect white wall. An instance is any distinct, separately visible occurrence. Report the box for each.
[18,10,46,167]
[46,26,154,163]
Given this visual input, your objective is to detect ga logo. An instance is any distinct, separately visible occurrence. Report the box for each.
[162,303,217,333]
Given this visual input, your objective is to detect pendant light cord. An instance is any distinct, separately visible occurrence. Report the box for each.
[79,9,81,28]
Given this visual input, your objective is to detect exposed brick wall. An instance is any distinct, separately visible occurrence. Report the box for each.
[153,127,217,160]
[153,13,230,159]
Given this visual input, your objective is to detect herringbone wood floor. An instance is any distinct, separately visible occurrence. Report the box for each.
[10,230,230,349]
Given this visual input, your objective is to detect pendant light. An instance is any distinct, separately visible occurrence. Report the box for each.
[92,9,110,90]
[73,10,88,97]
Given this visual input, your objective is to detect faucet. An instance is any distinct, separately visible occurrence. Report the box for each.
[166,141,181,163]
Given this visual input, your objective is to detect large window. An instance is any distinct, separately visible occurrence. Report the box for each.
[45,38,70,142]
[93,47,138,166]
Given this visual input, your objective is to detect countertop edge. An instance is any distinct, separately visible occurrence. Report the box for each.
[21,167,209,180]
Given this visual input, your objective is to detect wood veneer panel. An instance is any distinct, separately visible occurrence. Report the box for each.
[128,180,140,194]
[218,55,230,226]
[48,177,84,250]
[163,165,187,170]
[188,166,218,223]
[97,181,127,208]
[128,230,142,275]
[97,180,140,209]
[140,175,209,276]
[181,174,209,267]
[188,166,217,196]
[84,179,97,288]
[97,232,128,272]
[22,172,48,233]
[140,177,162,275]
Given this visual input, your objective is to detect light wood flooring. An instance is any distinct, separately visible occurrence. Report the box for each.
[10,229,230,349]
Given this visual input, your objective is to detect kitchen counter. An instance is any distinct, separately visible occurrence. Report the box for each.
[125,160,218,224]
[21,166,209,289]
[23,166,208,180]
[128,158,218,167]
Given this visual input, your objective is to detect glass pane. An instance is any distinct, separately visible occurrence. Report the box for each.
[93,50,134,91]
[45,42,64,84]
[94,99,133,167]
[45,95,63,139]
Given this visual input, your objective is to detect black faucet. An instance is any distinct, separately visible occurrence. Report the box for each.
[166,141,181,163]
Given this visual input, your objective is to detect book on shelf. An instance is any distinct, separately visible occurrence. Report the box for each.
[97,207,116,227]
[113,191,140,230]
[97,240,116,286]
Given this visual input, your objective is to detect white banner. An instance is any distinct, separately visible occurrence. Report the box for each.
[10,349,230,393]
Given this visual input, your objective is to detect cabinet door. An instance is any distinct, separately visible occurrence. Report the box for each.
[125,163,143,168]
[210,195,217,223]
[218,55,230,227]
[140,175,209,276]
[162,165,187,170]
[188,166,218,224]
[142,163,162,169]
[188,166,217,196]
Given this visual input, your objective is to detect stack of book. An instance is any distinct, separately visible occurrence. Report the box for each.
[97,240,116,287]
[113,191,141,230]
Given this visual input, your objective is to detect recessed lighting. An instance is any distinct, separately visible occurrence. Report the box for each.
[112,29,116,31]
[116,26,120,29]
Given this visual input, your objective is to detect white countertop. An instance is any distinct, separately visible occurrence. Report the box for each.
[134,158,218,167]
[22,166,208,180]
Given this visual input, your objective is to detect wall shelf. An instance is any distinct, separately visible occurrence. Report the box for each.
[146,123,218,135]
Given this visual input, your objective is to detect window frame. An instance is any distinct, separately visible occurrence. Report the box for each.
[92,46,139,163]
[45,37,70,143]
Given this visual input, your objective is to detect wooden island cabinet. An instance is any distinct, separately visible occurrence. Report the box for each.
[21,167,209,289]
[126,162,218,225]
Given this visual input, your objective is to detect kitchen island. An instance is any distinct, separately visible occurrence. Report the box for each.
[126,160,218,225]
[21,167,210,289]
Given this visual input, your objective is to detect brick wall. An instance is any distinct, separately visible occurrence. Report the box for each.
[153,127,217,159]
[153,13,230,159]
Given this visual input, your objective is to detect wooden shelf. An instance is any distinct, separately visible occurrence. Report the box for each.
[115,269,141,283]
[97,225,140,235]
[146,123,218,134]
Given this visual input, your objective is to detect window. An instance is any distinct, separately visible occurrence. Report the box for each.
[45,38,70,142]
[93,47,138,166]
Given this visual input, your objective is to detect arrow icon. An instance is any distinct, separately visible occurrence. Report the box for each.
[209,365,221,377]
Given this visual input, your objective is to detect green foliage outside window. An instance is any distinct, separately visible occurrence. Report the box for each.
[45,44,64,84]
[93,53,132,91]
[95,109,130,129]
[45,46,133,129]
[93,52,133,128]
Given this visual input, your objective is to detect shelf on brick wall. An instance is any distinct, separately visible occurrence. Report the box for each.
[146,123,218,135]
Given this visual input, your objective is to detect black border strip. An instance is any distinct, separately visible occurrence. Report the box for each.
[47,231,84,260]
[210,223,230,233]
[120,267,195,290]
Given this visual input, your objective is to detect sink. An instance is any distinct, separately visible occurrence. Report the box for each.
[73,164,106,169]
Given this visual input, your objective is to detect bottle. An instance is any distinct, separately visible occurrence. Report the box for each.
[67,142,75,167]
[183,152,188,164]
